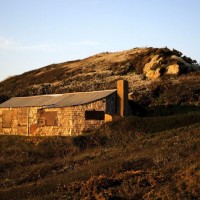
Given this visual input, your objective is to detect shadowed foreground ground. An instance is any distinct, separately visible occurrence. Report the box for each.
[0,113,200,199]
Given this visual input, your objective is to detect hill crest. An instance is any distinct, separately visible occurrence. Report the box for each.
[0,47,199,106]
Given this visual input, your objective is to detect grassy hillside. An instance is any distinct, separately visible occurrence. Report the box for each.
[129,71,200,115]
[0,47,200,199]
[0,47,199,118]
[0,113,200,199]
[0,47,199,105]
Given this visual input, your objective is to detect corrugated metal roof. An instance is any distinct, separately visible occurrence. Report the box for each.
[0,89,116,108]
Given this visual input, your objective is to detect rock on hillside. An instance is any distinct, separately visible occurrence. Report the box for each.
[0,47,199,105]
[143,50,199,79]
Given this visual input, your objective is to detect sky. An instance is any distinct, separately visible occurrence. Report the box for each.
[0,0,200,81]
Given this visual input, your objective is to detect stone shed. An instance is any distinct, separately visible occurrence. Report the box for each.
[0,80,129,136]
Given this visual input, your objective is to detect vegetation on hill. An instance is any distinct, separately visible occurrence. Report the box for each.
[0,47,199,105]
[129,71,200,115]
[0,47,200,199]
[0,113,200,199]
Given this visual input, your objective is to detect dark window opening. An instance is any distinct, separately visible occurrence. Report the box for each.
[85,111,105,120]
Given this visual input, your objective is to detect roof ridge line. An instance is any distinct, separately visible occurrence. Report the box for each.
[9,89,117,99]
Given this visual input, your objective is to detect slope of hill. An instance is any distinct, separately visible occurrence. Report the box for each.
[0,113,200,200]
[0,47,199,108]
[0,47,200,199]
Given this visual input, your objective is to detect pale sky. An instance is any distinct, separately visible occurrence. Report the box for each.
[0,0,200,81]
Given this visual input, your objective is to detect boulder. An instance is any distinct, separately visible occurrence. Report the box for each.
[143,55,163,74]
[166,64,180,75]
[171,55,190,67]
[146,68,161,79]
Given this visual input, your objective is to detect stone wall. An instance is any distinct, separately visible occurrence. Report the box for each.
[0,94,117,136]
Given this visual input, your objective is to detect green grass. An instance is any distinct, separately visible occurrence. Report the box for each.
[0,113,200,199]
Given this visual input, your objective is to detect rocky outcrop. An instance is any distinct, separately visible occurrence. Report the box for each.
[171,55,190,67]
[146,69,161,79]
[166,64,180,75]
[143,51,199,79]
[143,55,163,74]
[0,47,199,99]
